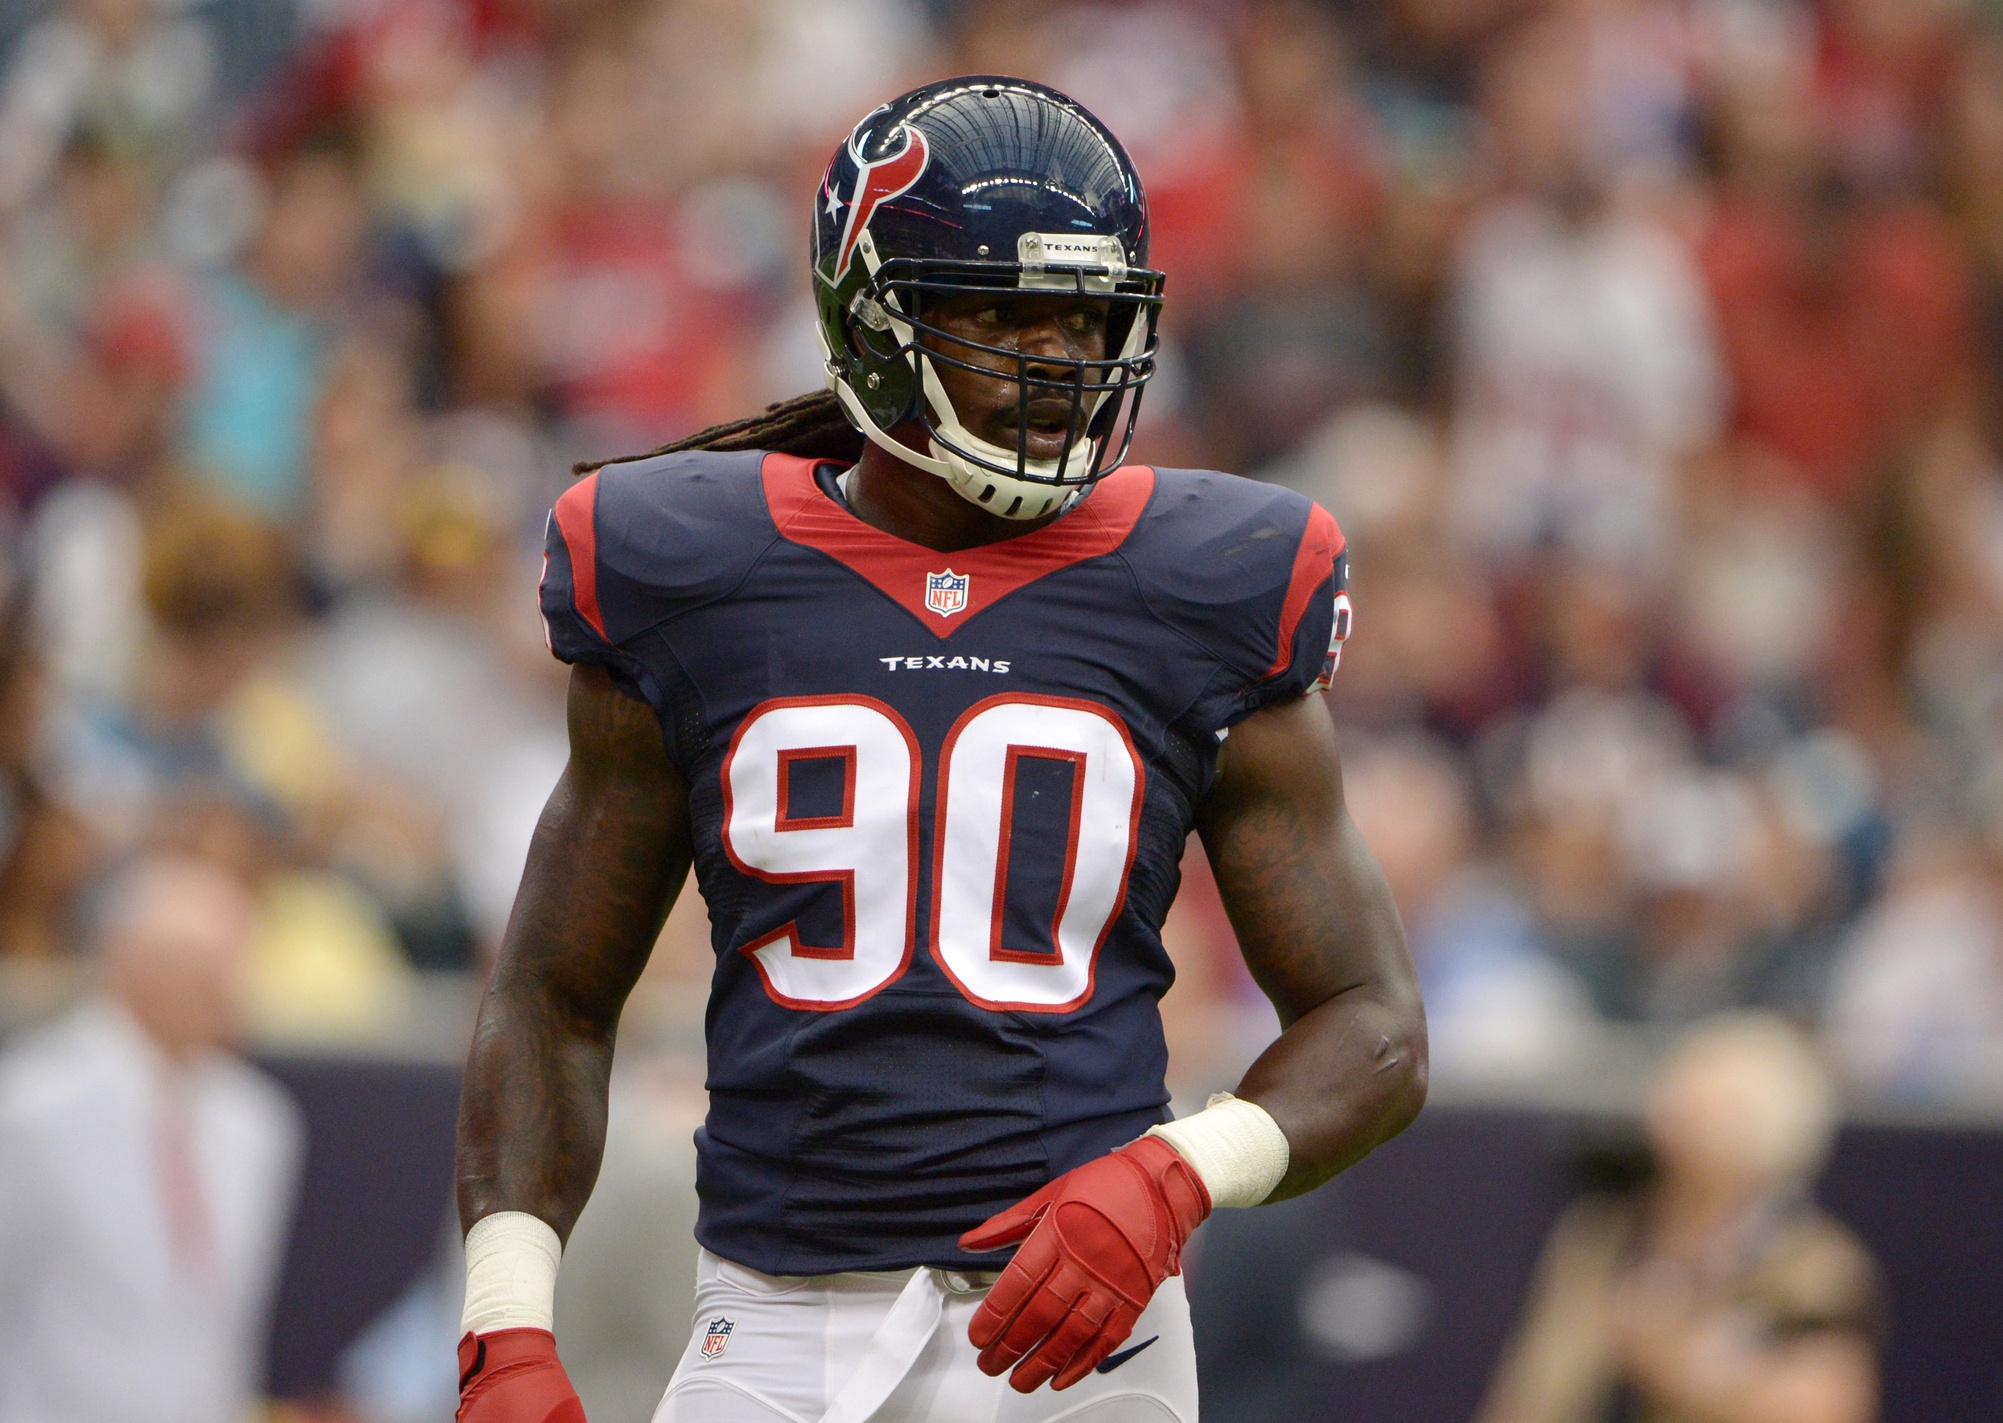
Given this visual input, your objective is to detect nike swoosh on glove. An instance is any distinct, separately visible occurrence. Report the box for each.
[458,1329,587,1423]
[959,1135,1211,1392]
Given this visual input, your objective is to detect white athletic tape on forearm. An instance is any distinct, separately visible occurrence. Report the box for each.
[462,1211,561,1334]
[1146,1093,1290,1209]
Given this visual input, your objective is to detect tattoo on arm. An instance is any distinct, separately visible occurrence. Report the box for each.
[455,665,694,1241]
[1196,693,1427,1199]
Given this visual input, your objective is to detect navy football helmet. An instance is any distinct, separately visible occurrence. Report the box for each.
[813,77,1164,520]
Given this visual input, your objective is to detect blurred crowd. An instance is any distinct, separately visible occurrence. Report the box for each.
[0,0,1998,1113]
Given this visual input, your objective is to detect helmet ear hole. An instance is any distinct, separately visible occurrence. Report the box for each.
[847,315,894,362]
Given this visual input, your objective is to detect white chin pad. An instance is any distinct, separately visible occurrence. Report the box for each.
[916,354,1097,520]
[928,429,1092,521]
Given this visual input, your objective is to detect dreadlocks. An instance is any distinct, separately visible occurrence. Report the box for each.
[571,389,864,476]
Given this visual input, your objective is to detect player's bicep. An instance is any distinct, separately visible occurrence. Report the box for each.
[500,666,693,1027]
[1195,693,1410,1026]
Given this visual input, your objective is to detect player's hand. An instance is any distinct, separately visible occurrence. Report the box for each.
[958,1135,1210,1392]
[457,1329,586,1423]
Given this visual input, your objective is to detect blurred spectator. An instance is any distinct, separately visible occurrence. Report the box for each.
[305,330,428,597]
[181,138,370,521]
[299,461,564,947]
[1288,404,1525,736]
[1175,2,1396,465]
[48,493,299,843]
[1620,766,1768,1020]
[0,0,216,216]
[1342,734,1594,1076]
[1823,830,2003,1100]
[1501,683,1691,1014]
[1478,1012,1882,1423]
[1668,459,1853,715]
[493,27,774,457]
[1447,16,1723,573]
[3,126,161,351]
[1815,0,1961,193]
[0,853,303,1422]
[20,282,190,710]
[1949,36,2003,446]
[1700,45,1975,515]
[0,602,96,959]
[1899,419,2003,845]
[1570,0,1701,193]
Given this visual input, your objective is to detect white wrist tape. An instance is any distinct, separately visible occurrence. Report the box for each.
[462,1211,561,1334]
[1146,1093,1290,1209]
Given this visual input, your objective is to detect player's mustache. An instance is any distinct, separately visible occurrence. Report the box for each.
[982,386,1095,437]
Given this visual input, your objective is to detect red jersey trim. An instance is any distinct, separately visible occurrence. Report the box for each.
[759,454,1157,639]
[1265,502,1344,680]
[553,473,608,642]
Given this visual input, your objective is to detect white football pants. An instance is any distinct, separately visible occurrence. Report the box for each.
[652,1249,1198,1423]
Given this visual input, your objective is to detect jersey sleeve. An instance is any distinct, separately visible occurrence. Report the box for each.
[1245,500,1349,714]
[1123,469,1351,734]
[537,450,777,709]
[540,471,645,686]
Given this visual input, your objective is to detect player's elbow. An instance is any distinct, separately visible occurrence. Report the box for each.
[1392,1050,1427,1142]
[1379,996,1429,1141]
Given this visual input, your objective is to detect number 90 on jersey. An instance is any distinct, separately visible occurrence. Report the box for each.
[721,694,1144,1013]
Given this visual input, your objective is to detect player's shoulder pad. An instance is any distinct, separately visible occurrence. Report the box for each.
[542,448,775,654]
[1122,466,1345,706]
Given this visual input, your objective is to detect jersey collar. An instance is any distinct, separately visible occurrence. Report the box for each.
[760,453,1156,639]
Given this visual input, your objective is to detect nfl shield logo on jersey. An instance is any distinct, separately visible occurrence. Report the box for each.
[700,1316,734,1359]
[925,569,970,617]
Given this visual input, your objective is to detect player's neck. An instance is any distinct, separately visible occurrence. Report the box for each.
[846,436,1061,553]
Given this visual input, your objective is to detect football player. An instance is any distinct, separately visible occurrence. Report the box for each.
[454,77,1424,1423]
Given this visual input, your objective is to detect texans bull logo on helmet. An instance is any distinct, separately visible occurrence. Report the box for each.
[829,124,930,282]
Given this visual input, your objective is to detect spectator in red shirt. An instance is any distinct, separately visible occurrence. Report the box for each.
[1700,68,1976,513]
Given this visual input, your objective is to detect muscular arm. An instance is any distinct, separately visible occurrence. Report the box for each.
[1195,692,1427,1200]
[455,665,693,1241]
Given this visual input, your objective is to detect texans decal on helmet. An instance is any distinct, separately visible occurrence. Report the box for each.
[832,124,930,282]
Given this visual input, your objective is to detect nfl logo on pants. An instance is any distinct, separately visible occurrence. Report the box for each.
[926,569,969,617]
[700,1316,734,1359]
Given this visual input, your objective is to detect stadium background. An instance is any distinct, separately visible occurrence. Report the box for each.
[0,0,1999,1417]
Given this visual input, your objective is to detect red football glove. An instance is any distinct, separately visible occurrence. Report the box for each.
[959,1135,1211,1392]
[457,1329,586,1423]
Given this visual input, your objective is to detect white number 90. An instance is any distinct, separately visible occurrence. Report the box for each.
[721,694,1143,1013]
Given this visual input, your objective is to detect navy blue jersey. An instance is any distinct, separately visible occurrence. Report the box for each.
[539,451,1346,1274]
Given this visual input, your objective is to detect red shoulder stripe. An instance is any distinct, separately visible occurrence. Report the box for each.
[553,473,608,642]
[1266,502,1344,679]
